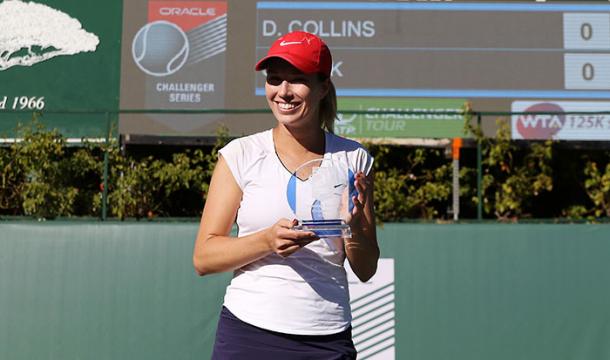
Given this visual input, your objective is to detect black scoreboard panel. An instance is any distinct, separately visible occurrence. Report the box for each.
[254,1,610,140]
[257,1,610,98]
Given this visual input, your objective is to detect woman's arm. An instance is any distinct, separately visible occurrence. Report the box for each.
[345,170,379,282]
[193,156,318,276]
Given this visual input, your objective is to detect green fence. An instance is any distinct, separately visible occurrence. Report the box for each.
[2,222,609,360]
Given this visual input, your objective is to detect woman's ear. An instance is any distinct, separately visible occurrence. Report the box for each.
[319,77,330,100]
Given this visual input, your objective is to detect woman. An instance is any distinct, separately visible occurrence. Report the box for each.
[193,31,379,360]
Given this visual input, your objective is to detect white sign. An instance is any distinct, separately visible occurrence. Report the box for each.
[346,258,395,360]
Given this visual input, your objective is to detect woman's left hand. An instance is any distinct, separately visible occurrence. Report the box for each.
[348,171,369,227]
[344,170,378,282]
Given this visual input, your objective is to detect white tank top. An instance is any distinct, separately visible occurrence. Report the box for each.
[218,129,374,335]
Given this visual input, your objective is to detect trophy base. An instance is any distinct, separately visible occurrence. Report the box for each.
[293,219,352,238]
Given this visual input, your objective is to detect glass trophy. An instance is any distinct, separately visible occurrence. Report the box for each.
[287,156,354,238]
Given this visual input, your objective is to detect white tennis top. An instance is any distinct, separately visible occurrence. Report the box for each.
[218,129,373,335]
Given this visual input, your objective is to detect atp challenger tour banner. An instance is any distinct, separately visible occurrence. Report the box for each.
[2,0,610,141]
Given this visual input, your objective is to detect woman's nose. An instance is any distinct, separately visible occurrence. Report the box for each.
[277,80,291,97]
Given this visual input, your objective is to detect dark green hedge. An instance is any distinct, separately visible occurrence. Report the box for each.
[1,119,609,221]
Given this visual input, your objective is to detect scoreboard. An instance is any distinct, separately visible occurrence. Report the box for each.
[256,2,610,99]
[255,1,610,140]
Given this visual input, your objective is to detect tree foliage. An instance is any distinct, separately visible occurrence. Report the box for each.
[1,119,609,221]
[463,111,553,220]
[369,144,452,221]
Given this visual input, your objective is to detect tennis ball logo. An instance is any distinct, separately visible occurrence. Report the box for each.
[516,103,565,139]
[132,20,189,77]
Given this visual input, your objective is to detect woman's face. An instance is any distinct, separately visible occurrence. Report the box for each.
[264,59,329,130]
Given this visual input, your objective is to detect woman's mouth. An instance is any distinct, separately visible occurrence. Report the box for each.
[276,102,301,111]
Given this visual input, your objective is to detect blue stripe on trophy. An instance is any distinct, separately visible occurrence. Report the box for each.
[313,230,343,237]
[301,219,343,225]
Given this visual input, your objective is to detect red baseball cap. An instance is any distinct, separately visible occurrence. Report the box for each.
[255,31,332,78]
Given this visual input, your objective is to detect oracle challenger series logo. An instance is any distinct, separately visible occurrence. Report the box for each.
[132,1,227,77]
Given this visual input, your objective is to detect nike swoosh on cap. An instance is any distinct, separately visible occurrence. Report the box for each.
[279,41,303,46]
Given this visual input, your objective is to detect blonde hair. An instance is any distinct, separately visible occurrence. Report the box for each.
[319,79,337,133]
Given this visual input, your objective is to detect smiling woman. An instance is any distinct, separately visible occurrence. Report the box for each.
[263,59,329,132]
[256,32,338,135]
[193,31,378,360]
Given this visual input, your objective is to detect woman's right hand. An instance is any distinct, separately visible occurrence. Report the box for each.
[265,219,319,257]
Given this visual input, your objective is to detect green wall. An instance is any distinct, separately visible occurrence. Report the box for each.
[1,222,609,359]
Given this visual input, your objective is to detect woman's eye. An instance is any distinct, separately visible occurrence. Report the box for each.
[266,76,282,86]
[291,77,307,84]
[266,76,309,86]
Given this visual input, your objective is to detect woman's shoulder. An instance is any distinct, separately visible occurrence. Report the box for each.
[218,130,273,187]
[326,132,374,174]
[222,129,273,154]
[326,131,368,153]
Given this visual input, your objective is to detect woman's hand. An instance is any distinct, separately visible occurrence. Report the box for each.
[348,171,369,227]
[265,218,319,257]
[344,170,379,282]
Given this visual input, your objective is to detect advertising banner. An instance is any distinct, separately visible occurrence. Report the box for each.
[120,0,228,135]
[337,98,466,138]
[512,101,610,140]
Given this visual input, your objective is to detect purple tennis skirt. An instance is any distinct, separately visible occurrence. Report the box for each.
[211,306,357,360]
